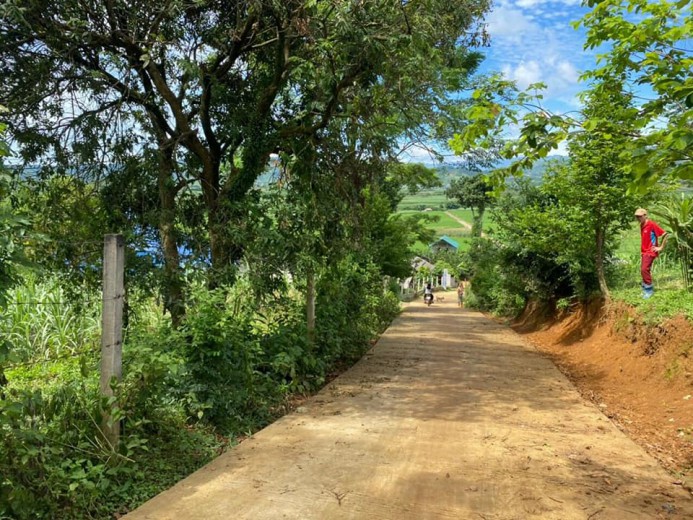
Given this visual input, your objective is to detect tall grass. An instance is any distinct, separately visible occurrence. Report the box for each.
[0,274,101,361]
[652,195,693,290]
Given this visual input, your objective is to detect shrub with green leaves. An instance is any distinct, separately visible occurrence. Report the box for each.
[180,283,281,431]
[0,263,400,517]
[0,295,227,519]
[464,238,530,316]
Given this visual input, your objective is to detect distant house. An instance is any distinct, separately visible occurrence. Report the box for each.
[430,235,459,253]
[411,255,435,271]
[399,256,435,297]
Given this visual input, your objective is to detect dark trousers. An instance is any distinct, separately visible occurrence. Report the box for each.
[641,254,656,285]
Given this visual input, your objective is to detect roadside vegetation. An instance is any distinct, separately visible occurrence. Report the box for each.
[0,0,489,516]
[443,0,692,322]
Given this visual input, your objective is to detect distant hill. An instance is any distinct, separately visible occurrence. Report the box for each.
[420,155,569,187]
[519,156,569,183]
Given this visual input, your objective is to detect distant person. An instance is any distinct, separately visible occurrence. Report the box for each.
[424,282,433,306]
[457,280,466,308]
[635,208,668,299]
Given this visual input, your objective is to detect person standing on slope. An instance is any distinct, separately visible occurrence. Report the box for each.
[635,208,668,299]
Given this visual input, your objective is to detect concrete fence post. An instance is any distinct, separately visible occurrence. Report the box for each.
[100,234,124,449]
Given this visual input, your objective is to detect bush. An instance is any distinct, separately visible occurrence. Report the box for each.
[463,239,526,316]
[0,265,401,518]
[0,298,224,519]
[316,259,400,366]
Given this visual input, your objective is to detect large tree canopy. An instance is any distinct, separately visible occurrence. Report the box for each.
[1,0,490,319]
[0,0,489,238]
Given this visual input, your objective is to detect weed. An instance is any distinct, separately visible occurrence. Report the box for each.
[665,360,682,381]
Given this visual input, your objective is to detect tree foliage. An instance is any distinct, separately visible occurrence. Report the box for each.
[470,159,644,313]
[449,0,691,191]
[0,121,29,304]
[578,0,693,187]
[565,77,643,297]
[445,173,492,236]
[1,0,491,319]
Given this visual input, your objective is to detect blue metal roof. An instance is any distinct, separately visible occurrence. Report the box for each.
[431,235,459,249]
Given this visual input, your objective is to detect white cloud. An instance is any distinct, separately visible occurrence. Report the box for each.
[486,6,538,43]
[514,0,583,7]
[481,0,592,115]
[502,61,543,89]
[515,0,545,7]
[556,60,579,83]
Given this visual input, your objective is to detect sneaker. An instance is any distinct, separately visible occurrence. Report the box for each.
[642,283,654,299]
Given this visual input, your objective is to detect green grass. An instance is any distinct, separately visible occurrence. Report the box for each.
[611,284,693,323]
[398,210,466,228]
[447,208,498,233]
[398,196,500,256]
[615,222,641,258]
[401,208,472,255]
[446,208,474,221]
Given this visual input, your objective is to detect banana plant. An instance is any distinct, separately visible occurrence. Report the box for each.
[653,194,693,290]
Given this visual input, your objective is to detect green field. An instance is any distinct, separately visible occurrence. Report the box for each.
[398,191,450,211]
[399,208,472,254]
[398,190,498,255]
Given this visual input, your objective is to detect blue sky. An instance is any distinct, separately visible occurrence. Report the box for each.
[402,0,597,162]
[480,0,594,116]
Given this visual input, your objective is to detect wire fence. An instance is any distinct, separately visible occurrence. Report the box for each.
[2,234,124,444]
[1,237,121,365]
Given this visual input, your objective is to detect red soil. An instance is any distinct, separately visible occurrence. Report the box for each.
[513,300,693,484]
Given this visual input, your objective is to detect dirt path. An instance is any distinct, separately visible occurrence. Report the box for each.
[125,300,692,519]
[444,211,486,237]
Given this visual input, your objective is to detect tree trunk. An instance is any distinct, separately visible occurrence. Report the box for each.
[472,207,485,238]
[157,145,185,327]
[306,269,316,347]
[595,226,610,300]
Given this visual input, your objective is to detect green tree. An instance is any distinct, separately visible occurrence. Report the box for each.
[0,119,30,389]
[482,178,578,305]
[0,129,26,302]
[578,0,693,187]
[449,0,691,191]
[566,78,642,298]
[1,0,490,275]
[445,174,493,236]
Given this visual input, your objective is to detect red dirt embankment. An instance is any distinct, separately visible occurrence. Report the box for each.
[514,300,693,482]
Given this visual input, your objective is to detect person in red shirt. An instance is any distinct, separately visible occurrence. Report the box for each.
[634,208,668,298]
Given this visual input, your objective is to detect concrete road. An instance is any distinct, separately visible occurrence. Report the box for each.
[125,300,693,519]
